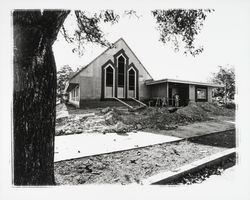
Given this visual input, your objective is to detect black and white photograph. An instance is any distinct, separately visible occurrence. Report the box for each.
[1,0,250,199]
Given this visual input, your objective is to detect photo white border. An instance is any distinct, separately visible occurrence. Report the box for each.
[1,0,250,200]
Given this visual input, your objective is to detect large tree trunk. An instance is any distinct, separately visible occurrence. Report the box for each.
[13,10,69,185]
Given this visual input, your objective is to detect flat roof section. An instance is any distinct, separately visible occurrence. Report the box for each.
[145,78,224,88]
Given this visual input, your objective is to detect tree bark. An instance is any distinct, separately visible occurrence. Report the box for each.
[13,10,69,185]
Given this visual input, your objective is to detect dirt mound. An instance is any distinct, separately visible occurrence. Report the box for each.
[116,102,233,131]
[56,112,113,136]
[56,108,132,136]
[56,102,235,136]
[196,102,234,116]
[113,106,205,131]
[176,102,209,122]
[140,106,208,130]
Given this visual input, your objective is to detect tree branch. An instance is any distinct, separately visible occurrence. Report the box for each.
[42,10,71,44]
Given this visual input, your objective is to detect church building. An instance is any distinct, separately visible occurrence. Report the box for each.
[65,38,222,108]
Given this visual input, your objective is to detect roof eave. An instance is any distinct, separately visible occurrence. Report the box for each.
[145,79,224,88]
[65,83,79,92]
[68,38,154,81]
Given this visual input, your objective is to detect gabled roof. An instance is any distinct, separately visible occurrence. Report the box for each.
[68,38,153,80]
[120,38,153,79]
[145,78,224,88]
[68,66,87,79]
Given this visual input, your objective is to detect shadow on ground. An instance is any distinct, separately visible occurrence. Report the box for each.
[187,129,236,148]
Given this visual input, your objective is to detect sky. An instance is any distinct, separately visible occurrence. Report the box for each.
[53,8,246,83]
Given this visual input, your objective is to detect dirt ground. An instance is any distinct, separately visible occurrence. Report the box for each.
[54,129,236,185]
[145,117,235,138]
[56,102,235,136]
[55,102,235,185]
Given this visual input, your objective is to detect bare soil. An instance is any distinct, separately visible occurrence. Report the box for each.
[56,102,235,136]
[54,129,235,185]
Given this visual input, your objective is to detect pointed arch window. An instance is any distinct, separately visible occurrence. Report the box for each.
[104,65,115,98]
[117,55,126,98]
[128,67,136,98]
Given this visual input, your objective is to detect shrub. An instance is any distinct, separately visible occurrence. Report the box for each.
[223,102,236,109]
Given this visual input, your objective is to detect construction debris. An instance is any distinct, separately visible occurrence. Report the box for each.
[56,102,235,136]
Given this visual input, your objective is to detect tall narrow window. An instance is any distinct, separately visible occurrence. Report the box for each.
[128,68,136,98]
[105,65,114,98]
[106,66,113,87]
[117,55,125,98]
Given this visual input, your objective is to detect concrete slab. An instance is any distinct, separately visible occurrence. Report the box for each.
[54,117,235,162]
[54,131,181,162]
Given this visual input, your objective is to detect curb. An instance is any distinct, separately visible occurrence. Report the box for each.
[141,148,236,185]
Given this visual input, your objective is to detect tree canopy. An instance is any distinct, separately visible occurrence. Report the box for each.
[152,9,212,56]
[57,65,73,100]
[61,9,212,56]
[211,65,235,103]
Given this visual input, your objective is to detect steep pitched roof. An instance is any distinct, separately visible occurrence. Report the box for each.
[68,65,87,79]
[68,38,153,80]
[120,38,153,79]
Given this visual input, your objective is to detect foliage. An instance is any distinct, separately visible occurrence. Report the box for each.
[57,65,73,99]
[152,9,213,56]
[60,9,213,56]
[211,66,235,102]
[60,10,120,55]
[222,102,236,109]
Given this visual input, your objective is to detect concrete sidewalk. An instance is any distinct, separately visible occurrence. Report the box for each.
[54,118,235,162]
[54,131,181,162]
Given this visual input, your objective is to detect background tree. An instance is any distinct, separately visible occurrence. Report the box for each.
[152,9,213,56]
[57,65,73,101]
[13,9,211,185]
[211,65,235,103]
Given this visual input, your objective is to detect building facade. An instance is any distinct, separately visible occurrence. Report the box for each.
[65,38,222,108]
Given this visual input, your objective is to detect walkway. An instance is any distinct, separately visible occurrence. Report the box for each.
[54,117,235,162]
[54,131,181,162]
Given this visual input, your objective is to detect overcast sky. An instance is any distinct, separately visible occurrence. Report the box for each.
[53,8,246,83]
